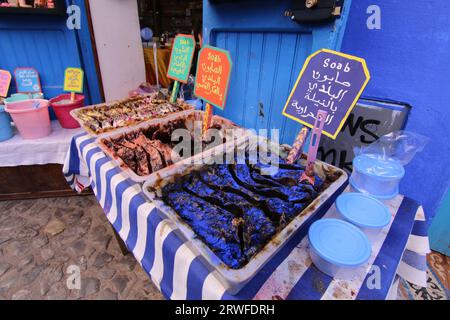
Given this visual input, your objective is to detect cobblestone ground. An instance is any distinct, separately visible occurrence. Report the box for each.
[0,195,164,300]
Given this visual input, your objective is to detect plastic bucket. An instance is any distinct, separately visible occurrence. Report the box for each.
[49,94,85,129]
[5,99,51,139]
[0,105,14,142]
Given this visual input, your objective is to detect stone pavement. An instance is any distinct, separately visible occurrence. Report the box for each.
[0,195,164,300]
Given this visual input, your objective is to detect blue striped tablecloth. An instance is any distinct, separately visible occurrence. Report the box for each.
[63,133,430,300]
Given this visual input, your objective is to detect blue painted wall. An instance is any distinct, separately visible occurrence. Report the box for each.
[340,0,450,220]
[0,0,101,105]
[203,0,352,144]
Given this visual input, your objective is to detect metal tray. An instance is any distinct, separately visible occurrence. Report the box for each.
[142,137,348,294]
[96,110,249,183]
[70,93,195,137]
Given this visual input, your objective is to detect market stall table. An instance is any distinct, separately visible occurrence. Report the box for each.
[0,121,87,200]
[0,121,82,166]
[63,132,431,300]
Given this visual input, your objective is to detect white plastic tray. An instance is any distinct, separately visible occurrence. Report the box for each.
[96,110,250,183]
[70,93,195,137]
[142,137,348,294]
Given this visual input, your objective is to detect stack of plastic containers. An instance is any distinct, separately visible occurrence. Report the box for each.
[308,191,392,279]
[309,131,427,279]
[350,154,405,200]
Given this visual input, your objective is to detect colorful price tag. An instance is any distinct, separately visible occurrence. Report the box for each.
[64,67,84,93]
[167,34,196,83]
[14,67,42,93]
[282,49,370,139]
[194,45,232,110]
[0,70,12,97]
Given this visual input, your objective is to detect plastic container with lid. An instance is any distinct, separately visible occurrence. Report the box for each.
[308,219,372,279]
[336,193,391,242]
[350,153,405,200]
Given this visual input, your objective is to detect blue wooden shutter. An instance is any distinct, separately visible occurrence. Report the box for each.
[203,0,352,144]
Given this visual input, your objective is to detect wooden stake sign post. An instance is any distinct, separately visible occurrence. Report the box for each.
[64,67,84,102]
[14,67,42,97]
[167,34,196,103]
[0,70,12,98]
[194,45,232,135]
[282,49,370,183]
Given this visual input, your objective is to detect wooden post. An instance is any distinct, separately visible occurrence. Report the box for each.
[300,110,328,185]
[203,103,213,136]
[170,81,180,103]
[286,127,310,164]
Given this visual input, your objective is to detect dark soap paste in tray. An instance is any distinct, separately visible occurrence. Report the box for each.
[101,119,227,177]
[161,154,325,269]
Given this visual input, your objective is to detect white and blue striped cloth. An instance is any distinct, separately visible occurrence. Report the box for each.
[63,133,430,300]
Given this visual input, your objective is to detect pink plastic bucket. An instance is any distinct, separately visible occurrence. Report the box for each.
[5,99,51,139]
[50,94,85,129]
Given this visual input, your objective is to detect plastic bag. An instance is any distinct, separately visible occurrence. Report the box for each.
[354,130,429,166]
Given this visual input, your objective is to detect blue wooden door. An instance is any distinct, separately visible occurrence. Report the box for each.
[203,0,352,144]
[0,0,101,106]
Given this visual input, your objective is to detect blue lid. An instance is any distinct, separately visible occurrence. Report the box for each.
[353,154,405,179]
[336,193,391,229]
[309,219,371,268]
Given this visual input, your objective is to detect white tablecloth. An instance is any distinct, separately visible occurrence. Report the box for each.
[0,121,83,167]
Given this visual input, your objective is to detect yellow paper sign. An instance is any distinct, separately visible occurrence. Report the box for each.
[64,67,84,93]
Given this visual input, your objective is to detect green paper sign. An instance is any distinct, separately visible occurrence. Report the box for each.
[167,34,196,83]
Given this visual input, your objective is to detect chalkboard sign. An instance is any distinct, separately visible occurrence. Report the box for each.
[0,70,12,98]
[14,67,42,93]
[167,34,196,83]
[282,49,370,139]
[194,45,232,110]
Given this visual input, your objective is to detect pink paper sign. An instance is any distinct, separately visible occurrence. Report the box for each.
[0,70,12,97]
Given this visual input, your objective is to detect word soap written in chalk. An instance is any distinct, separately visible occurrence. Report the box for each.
[194,45,232,110]
[282,49,370,139]
[167,34,196,83]
[14,67,42,93]
[64,67,84,93]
